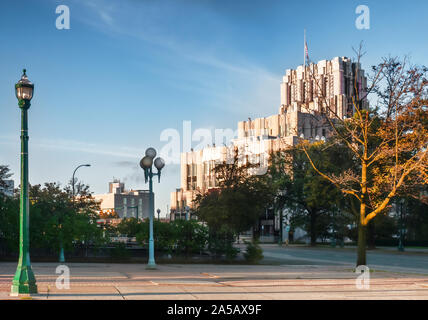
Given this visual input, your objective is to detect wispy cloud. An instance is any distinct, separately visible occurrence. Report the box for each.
[0,135,140,159]
[72,0,281,117]
[113,160,138,167]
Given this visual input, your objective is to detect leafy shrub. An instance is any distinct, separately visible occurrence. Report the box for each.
[244,240,264,264]
[171,220,208,255]
[136,219,208,255]
[207,228,239,260]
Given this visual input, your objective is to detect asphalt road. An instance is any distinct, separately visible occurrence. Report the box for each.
[257,244,428,274]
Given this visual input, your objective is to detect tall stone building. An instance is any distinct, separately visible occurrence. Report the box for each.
[170,56,368,221]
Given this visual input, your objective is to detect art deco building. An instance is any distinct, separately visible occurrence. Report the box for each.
[170,57,368,220]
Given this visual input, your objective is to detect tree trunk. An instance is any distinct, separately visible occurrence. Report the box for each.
[367,220,376,250]
[358,158,368,266]
[310,210,317,246]
[357,224,367,266]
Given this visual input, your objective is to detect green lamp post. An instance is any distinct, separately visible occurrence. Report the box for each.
[140,147,165,270]
[11,69,38,296]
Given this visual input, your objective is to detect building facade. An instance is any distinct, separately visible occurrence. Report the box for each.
[170,57,367,224]
[94,180,151,220]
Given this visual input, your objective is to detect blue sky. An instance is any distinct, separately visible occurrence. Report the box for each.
[1,0,427,216]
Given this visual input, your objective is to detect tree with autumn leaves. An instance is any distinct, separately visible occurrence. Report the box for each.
[300,49,427,266]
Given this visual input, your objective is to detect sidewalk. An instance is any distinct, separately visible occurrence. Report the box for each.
[260,243,428,254]
[1,262,428,300]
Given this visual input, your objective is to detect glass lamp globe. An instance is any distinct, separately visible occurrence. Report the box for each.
[140,156,153,169]
[15,69,34,101]
[145,147,157,159]
[154,157,165,171]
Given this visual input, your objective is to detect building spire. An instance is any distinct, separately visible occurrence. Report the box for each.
[304,29,306,67]
[304,29,309,67]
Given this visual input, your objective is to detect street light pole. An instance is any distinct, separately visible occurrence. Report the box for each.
[11,69,37,296]
[148,168,155,267]
[140,148,165,270]
[59,163,91,263]
[72,164,91,203]
[185,206,190,221]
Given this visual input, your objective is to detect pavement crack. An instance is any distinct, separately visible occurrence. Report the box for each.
[181,287,199,300]
[114,286,125,300]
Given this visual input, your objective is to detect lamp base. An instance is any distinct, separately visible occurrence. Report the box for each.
[146,261,157,270]
[59,247,65,263]
[10,265,38,296]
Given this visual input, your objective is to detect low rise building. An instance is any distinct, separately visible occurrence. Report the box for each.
[94,180,151,220]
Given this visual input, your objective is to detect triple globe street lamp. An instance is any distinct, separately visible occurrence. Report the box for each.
[11,69,37,295]
[140,147,165,269]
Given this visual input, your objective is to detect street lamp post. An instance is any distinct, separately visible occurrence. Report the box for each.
[140,148,165,270]
[60,164,90,263]
[274,190,285,245]
[72,164,91,203]
[11,69,37,296]
[185,206,190,221]
[157,208,161,221]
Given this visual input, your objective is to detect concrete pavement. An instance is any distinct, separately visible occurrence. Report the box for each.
[1,262,428,300]
[259,244,428,274]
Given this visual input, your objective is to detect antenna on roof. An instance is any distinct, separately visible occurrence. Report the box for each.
[304,29,310,67]
[304,29,306,67]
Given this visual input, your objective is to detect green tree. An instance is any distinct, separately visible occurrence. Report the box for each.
[116,217,142,237]
[27,182,103,255]
[0,165,13,192]
[194,148,275,237]
[0,195,19,254]
[269,143,351,246]
[401,191,428,242]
